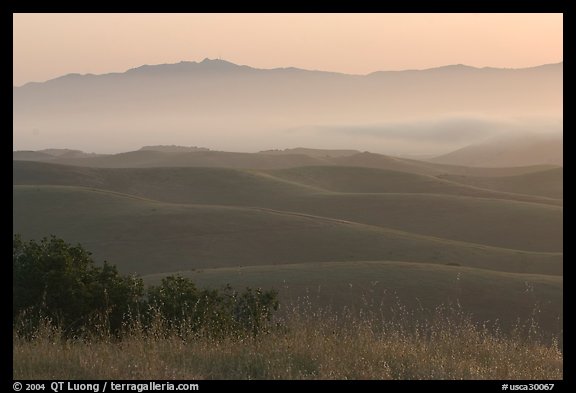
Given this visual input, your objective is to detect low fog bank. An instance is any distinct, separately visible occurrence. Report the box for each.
[13,116,562,159]
[13,60,562,156]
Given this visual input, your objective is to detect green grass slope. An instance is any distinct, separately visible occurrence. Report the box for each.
[144,261,563,336]
[331,152,558,177]
[267,166,561,205]
[16,149,557,179]
[14,161,560,207]
[50,150,329,169]
[272,193,563,253]
[13,160,325,206]
[13,151,55,161]
[13,162,563,251]
[439,168,563,199]
[13,186,561,276]
[428,136,562,168]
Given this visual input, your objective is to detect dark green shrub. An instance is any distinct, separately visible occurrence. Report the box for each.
[13,235,143,337]
[146,277,279,337]
[13,235,279,339]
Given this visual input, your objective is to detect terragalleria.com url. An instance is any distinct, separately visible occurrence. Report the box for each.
[49,382,199,393]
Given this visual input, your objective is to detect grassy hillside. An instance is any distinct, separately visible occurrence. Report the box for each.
[267,166,562,205]
[259,147,360,158]
[400,159,558,177]
[14,297,562,380]
[50,150,330,169]
[14,305,563,379]
[144,261,562,336]
[13,151,55,161]
[13,186,562,276]
[329,152,558,177]
[440,168,563,199]
[15,149,559,179]
[13,161,325,206]
[429,135,562,167]
[273,193,562,252]
[14,161,560,207]
[268,165,513,194]
[13,162,563,251]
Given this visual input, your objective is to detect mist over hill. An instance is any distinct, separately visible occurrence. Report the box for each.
[12,59,563,348]
[13,59,562,156]
[13,148,101,162]
[428,131,563,167]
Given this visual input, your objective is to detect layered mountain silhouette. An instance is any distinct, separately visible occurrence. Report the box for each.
[13,59,562,157]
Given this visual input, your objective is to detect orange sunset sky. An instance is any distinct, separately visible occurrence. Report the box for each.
[13,13,562,86]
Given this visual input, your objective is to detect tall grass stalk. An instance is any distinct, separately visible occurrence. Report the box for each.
[13,304,562,380]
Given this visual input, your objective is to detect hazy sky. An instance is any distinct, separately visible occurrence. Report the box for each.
[13,13,562,86]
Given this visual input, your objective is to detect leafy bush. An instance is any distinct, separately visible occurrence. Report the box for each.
[13,235,144,337]
[13,235,279,339]
[147,277,279,337]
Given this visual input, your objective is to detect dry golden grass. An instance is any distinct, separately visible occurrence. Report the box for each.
[13,307,562,380]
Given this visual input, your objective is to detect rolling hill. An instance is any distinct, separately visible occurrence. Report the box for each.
[45,150,332,169]
[13,160,325,206]
[13,185,562,276]
[14,161,563,251]
[439,168,563,199]
[429,133,563,168]
[259,148,360,158]
[14,148,560,181]
[12,152,563,341]
[267,166,562,205]
[14,161,562,207]
[11,55,563,359]
[13,151,55,162]
[13,149,100,162]
[271,193,562,252]
[143,261,562,336]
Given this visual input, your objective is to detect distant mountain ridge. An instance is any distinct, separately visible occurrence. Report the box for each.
[15,59,564,87]
[139,145,210,153]
[13,59,562,155]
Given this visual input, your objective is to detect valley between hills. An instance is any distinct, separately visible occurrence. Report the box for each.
[13,147,563,337]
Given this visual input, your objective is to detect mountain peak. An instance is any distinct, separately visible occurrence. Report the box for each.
[123,58,244,75]
[200,57,228,63]
[197,57,240,68]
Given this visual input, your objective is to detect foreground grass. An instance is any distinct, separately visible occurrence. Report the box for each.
[13,309,562,380]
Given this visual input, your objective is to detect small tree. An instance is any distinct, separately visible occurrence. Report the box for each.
[13,235,280,339]
[13,235,143,337]
[233,287,279,337]
[147,277,279,337]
